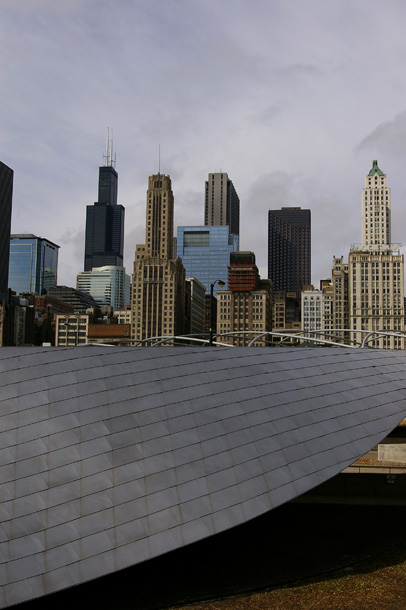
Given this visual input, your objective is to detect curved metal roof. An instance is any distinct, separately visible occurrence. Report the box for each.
[1,346,406,607]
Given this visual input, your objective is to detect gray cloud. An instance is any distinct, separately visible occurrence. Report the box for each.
[2,0,406,289]
[355,111,406,159]
[56,228,85,287]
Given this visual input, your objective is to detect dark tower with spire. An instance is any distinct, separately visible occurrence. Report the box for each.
[0,161,13,301]
[84,131,125,271]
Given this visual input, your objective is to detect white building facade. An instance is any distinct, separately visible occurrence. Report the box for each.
[55,314,89,346]
[114,305,132,325]
[361,160,391,248]
[349,161,404,349]
[76,266,130,310]
[301,289,323,339]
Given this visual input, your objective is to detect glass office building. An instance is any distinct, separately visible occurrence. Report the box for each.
[9,234,59,295]
[177,226,239,296]
[76,266,130,310]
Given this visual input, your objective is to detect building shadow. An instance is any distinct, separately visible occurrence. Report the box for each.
[18,503,406,610]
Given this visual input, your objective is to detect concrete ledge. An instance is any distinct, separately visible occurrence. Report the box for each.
[378,443,406,464]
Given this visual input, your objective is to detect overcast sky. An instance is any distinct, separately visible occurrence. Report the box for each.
[2,0,406,288]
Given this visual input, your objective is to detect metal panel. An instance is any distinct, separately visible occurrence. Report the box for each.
[1,346,406,607]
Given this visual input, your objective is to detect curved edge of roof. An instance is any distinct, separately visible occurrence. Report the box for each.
[1,346,405,607]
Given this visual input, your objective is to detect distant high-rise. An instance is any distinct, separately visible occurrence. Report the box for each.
[0,162,13,301]
[47,286,99,313]
[76,265,130,310]
[84,134,125,271]
[131,173,185,343]
[268,207,311,297]
[349,161,404,349]
[330,256,349,343]
[204,172,240,236]
[8,234,59,295]
[177,225,238,296]
[361,159,391,248]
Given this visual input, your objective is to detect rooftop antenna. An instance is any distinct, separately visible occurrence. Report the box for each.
[111,129,116,168]
[158,144,161,174]
[103,127,116,167]
[103,127,110,166]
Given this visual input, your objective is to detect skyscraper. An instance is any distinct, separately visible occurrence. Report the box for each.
[330,256,349,343]
[268,207,311,297]
[0,162,13,301]
[131,174,185,343]
[349,161,404,349]
[8,234,59,295]
[76,266,130,309]
[84,136,125,271]
[176,226,238,296]
[204,172,240,236]
[361,159,391,248]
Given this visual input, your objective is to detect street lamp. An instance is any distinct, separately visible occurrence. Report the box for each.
[209,279,225,346]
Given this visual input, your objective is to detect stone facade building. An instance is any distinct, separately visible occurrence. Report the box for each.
[273,290,301,332]
[55,314,89,346]
[330,256,349,342]
[217,252,272,346]
[349,161,404,349]
[131,174,185,344]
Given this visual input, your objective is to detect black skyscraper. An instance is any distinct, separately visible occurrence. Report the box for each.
[84,140,125,272]
[0,162,13,300]
[268,207,311,297]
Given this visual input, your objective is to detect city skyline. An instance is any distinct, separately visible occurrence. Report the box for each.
[3,2,406,288]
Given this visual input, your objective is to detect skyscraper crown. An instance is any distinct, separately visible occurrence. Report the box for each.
[368,160,384,177]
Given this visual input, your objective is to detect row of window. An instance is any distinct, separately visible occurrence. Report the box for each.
[58,318,87,323]
[355,261,402,267]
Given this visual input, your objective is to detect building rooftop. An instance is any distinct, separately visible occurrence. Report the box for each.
[368,159,384,176]
[10,234,60,248]
[1,346,406,606]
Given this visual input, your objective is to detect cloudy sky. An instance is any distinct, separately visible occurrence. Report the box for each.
[2,0,406,288]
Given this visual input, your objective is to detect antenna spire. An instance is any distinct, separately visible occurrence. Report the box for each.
[103,128,116,167]
[110,129,116,168]
[158,144,161,174]
[110,129,113,167]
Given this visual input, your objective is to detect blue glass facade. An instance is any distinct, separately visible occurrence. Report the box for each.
[177,226,238,296]
[8,235,59,295]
